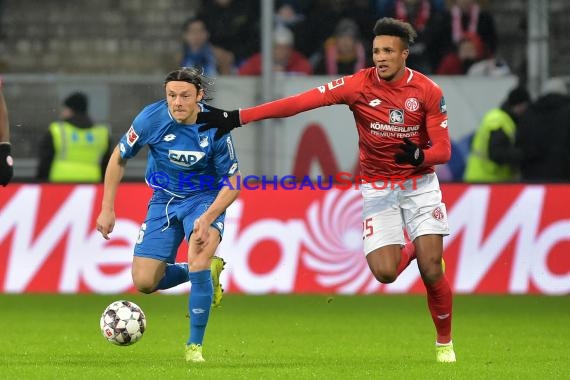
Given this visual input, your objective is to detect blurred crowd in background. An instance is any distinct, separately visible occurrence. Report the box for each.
[0,0,535,77]
[176,0,510,78]
[0,0,568,183]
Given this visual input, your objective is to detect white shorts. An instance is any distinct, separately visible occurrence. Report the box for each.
[361,173,449,255]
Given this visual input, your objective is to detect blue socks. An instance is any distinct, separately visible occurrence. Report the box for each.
[155,263,189,290]
[187,269,213,345]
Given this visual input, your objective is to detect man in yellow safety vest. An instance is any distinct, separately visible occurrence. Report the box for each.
[36,92,112,182]
[464,86,531,182]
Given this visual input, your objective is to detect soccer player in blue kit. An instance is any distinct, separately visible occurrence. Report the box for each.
[96,67,240,363]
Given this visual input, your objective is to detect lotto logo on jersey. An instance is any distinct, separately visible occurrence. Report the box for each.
[168,150,206,167]
[389,109,405,124]
[163,134,176,142]
[126,126,139,147]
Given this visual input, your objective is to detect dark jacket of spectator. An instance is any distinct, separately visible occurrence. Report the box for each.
[199,0,260,65]
[517,86,570,182]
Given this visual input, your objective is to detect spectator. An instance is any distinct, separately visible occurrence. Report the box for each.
[274,1,313,60]
[337,0,377,51]
[36,92,112,183]
[199,0,260,70]
[275,1,306,29]
[444,0,497,58]
[178,17,218,76]
[294,0,376,65]
[517,79,570,181]
[436,32,484,75]
[238,26,312,76]
[464,86,531,182]
[382,0,449,73]
[313,18,367,75]
[287,0,339,62]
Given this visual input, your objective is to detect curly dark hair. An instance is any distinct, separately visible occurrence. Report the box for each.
[164,67,214,101]
[373,17,418,47]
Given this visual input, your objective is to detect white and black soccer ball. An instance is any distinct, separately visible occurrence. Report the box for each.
[100,300,146,346]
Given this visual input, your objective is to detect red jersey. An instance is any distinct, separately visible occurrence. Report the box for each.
[241,67,451,178]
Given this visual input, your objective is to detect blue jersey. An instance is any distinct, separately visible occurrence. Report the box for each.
[119,100,239,201]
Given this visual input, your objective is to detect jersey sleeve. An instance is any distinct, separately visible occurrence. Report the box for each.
[118,111,149,159]
[240,75,359,124]
[422,86,451,166]
[213,133,239,178]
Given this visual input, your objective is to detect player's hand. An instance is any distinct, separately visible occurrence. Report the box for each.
[394,138,424,166]
[196,104,241,140]
[0,143,14,186]
[96,209,116,240]
[192,217,211,249]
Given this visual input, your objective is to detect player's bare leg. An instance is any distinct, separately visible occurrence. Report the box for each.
[366,241,417,284]
[131,257,167,294]
[132,256,190,293]
[188,226,219,271]
[415,234,455,362]
[415,234,445,284]
[366,244,401,283]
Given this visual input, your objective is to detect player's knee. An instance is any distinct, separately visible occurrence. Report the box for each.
[131,274,157,294]
[421,271,442,285]
[370,267,398,284]
[189,250,216,271]
[136,285,155,294]
[134,282,156,294]
[419,260,444,285]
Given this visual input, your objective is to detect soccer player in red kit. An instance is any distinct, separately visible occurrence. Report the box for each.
[197,17,456,363]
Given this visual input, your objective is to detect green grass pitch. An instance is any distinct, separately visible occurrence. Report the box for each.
[0,294,568,379]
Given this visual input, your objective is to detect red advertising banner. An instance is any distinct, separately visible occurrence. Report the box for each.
[0,184,568,294]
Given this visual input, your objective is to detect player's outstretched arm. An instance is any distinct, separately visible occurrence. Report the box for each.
[96,146,127,240]
[197,84,337,139]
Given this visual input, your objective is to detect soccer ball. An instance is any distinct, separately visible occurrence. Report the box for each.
[100,300,146,346]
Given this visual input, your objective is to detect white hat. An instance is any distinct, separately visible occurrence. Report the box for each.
[274,25,294,45]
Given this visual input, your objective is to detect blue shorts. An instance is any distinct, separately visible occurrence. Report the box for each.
[133,193,225,263]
